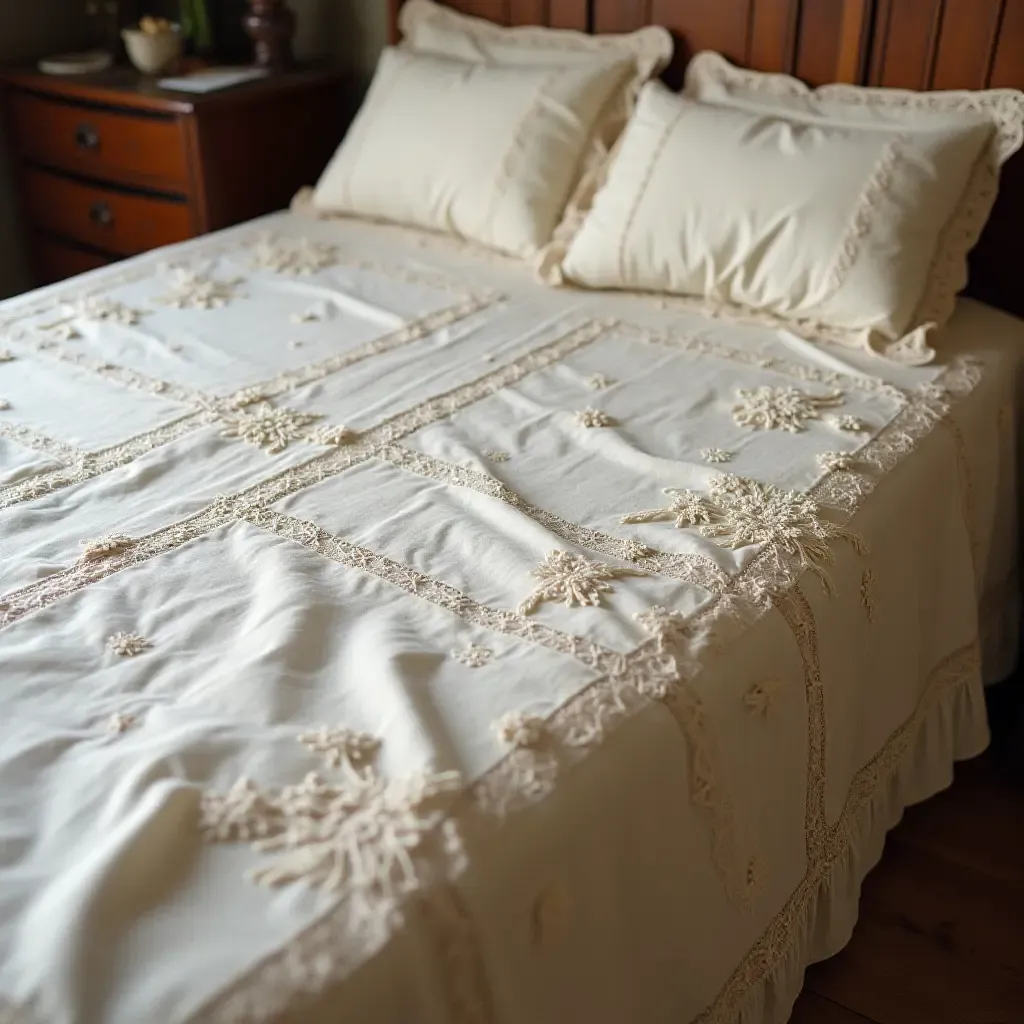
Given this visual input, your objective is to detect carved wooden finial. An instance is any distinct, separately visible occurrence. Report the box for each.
[244,0,297,70]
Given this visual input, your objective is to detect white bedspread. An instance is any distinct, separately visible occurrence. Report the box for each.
[0,212,1021,1024]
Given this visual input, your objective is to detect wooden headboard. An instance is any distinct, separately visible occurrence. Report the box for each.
[387,0,1024,318]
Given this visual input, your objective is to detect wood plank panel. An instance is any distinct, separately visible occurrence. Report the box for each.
[508,0,546,24]
[593,0,649,32]
[548,0,589,28]
[749,0,799,74]
[931,0,1006,88]
[869,0,944,88]
[648,0,752,65]
[990,0,1024,86]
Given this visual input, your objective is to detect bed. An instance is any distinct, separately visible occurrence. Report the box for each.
[1,3,1022,1023]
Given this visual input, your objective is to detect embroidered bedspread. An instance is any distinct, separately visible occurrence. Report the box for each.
[0,212,1020,1024]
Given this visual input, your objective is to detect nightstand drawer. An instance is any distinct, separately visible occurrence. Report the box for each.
[23,169,193,256]
[29,234,114,285]
[7,91,190,192]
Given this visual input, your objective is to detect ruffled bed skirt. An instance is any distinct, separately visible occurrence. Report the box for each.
[733,667,990,1024]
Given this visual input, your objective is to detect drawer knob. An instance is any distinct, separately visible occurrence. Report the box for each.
[89,201,114,228]
[75,123,100,151]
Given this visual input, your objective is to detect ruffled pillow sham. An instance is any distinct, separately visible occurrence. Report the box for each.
[312,47,636,259]
[558,55,1024,364]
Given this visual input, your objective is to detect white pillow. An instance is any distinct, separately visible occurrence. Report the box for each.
[313,47,634,258]
[683,51,1024,362]
[399,0,672,148]
[397,0,673,270]
[560,81,996,363]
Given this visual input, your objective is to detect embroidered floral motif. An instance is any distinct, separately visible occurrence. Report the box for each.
[634,605,690,651]
[74,296,142,326]
[306,424,356,446]
[106,712,137,734]
[79,534,134,562]
[106,632,151,656]
[623,475,865,594]
[220,403,321,454]
[621,489,712,529]
[832,414,869,433]
[575,408,615,428]
[732,386,843,432]
[200,762,464,905]
[250,234,340,276]
[518,550,638,615]
[229,386,270,408]
[701,447,734,464]
[744,679,784,716]
[298,726,381,769]
[587,373,613,389]
[157,267,242,310]
[451,644,493,668]
[494,711,548,749]
[481,449,510,464]
[622,538,655,562]
[817,450,856,473]
[860,569,877,624]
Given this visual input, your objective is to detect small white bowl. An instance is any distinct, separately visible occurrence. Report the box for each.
[122,25,182,76]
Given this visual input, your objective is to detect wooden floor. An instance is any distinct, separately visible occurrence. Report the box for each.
[789,750,1024,1024]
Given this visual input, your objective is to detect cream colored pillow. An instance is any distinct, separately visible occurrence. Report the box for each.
[398,0,672,149]
[683,51,1024,362]
[397,0,673,270]
[560,81,997,363]
[312,47,634,258]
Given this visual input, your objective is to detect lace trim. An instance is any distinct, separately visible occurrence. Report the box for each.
[379,444,726,592]
[0,298,494,512]
[620,322,911,399]
[820,138,907,299]
[0,420,79,464]
[860,569,877,624]
[0,321,614,627]
[399,0,673,79]
[696,639,980,1024]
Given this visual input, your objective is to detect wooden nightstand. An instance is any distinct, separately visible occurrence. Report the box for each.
[0,66,355,285]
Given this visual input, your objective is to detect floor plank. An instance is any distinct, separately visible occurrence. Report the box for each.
[889,756,1024,893]
[799,754,1024,1024]
[789,991,877,1023]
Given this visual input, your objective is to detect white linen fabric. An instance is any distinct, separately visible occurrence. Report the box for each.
[0,211,1021,1024]
[559,81,999,365]
[312,47,633,259]
[683,51,1024,363]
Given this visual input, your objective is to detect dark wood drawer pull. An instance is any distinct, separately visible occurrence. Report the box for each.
[89,201,114,227]
[75,123,100,150]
